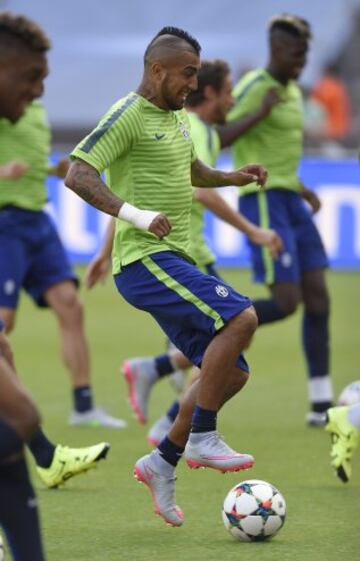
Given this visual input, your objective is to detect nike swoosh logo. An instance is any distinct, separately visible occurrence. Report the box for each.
[154,133,165,140]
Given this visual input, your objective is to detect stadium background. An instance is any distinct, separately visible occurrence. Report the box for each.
[2,1,360,560]
[6,0,360,270]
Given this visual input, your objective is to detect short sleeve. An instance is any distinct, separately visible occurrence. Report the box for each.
[71,94,143,173]
[227,73,268,122]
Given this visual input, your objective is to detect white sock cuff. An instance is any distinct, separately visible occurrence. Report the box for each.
[308,375,333,402]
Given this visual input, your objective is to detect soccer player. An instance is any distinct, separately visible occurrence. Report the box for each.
[224,14,333,425]
[66,27,267,526]
[86,60,282,445]
[0,12,125,429]
[325,404,360,483]
[0,11,111,492]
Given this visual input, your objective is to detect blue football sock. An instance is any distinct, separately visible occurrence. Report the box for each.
[0,419,23,461]
[73,385,93,413]
[158,437,184,467]
[0,458,46,561]
[253,298,286,325]
[191,405,217,433]
[302,312,329,378]
[154,354,175,378]
[27,429,56,468]
[166,400,180,422]
[303,312,332,411]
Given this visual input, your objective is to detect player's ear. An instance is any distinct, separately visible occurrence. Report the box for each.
[151,61,166,82]
[204,85,216,101]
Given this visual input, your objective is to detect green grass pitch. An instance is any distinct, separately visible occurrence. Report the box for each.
[8,269,360,560]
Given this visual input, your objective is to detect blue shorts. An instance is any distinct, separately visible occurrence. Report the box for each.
[0,207,77,308]
[239,189,328,284]
[114,251,251,372]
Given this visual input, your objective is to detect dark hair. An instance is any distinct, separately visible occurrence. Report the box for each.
[144,26,201,63]
[186,59,230,107]
[0,11,51,53]
[268,13,312,40]
[154,26,201,53]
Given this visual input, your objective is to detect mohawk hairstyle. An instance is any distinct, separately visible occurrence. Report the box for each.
[268,13,312,40]
[186,59,230,107]
[0,11,51,53]
[144,26,201,64]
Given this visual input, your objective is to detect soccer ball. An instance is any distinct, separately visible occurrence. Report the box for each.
[222,479,286,542]
[337,381,360,406]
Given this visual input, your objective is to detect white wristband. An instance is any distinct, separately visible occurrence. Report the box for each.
[118,202,160,231]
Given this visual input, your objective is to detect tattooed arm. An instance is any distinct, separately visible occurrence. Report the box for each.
[65,159,171,238]
[191,158,268,189]
[65,159,123,216]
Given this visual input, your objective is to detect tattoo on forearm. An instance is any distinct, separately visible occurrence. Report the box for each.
[191,159,229,188]
[66,161,122,217]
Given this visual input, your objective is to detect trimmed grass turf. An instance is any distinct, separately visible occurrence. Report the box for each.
[9,269,360,561]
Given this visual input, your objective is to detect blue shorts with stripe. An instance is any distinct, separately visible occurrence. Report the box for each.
[239,189,328,284]
[0,207,77,308]
[114,251,251,372]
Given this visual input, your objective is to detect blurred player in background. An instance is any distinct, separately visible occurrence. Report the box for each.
[224,14,333,425]
[325,404,360,482]
[0,12,125,430]
[66,26,268,526]
[0,12,110,496]
[86,60,282,446]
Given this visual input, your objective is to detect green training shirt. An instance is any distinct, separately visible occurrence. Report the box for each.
[187,111,220,267]
[0,101,50,210]
[228,68,303,195]
[71,93,197,273]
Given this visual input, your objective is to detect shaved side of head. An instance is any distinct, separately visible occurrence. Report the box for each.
[144,26,201,67]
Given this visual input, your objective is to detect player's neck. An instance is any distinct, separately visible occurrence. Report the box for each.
[136,80,168,110]
[266,63,289,86]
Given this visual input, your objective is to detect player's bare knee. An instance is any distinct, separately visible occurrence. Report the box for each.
[237,306,258,336]
[70,297,84,323]
[231,369,249,393]
[58,293,84,325]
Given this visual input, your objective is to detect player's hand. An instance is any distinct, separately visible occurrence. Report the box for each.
[249,227,283,259]
[148,214,172,239]
[259,88,283,116]
[302,187,321,213]
[230,164,268,188]
[85,255,111,289]
[0,332,15,369]
[0,160,29,179]
[54,158,71,178]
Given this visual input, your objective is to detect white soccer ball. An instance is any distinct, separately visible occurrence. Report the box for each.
[222,479,286,542]
[337,381,360,406]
